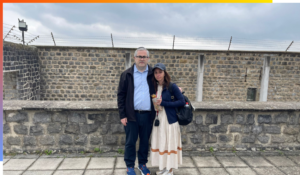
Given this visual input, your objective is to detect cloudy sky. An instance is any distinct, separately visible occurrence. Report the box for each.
[3,3,300,51]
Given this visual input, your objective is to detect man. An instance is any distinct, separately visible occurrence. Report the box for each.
[117,47,156,175]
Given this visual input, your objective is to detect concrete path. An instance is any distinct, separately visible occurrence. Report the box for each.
[3,151,300,175]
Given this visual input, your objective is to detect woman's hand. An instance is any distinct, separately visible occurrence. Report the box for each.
[156,99,162,106]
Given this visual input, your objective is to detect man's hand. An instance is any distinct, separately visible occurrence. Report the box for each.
[121,118,128,126]
[178,87,182,93]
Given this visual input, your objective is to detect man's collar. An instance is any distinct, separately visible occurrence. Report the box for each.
[134,64,148,73]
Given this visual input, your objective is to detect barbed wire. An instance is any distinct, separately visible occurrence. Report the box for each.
[3,23,299,52]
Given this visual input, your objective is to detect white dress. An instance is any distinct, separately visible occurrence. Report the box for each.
[150,85,182,170]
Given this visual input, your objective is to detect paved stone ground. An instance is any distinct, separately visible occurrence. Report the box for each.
[3,151,300,175]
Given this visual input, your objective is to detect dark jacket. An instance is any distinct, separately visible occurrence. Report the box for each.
[117,64,156,123]
[160,83,185,124]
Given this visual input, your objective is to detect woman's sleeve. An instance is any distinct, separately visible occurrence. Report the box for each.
[160,83,185,108]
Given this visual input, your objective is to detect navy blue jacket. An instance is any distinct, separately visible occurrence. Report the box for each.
[160,83,185,124]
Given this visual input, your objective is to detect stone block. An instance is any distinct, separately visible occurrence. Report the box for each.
[211,125,227,133]
[111,124,125,134]
[181,135,188,144]
[14,125,28,135]
[65,124,80,134]
[242,135,256,143]
[236,114,245,124]
[47,123,62,134]
[88,113,106,121]
[107,112,120,123]
[24,136,36,146]
[221,113,233,124]
[283,126,299,135]
[219,134,232,143]
[200,126,209,132]
[195,115,203,124]
[30,125,44,136]
[6,112,28,123]
[7,136,21,145]
[40,135,55,145]
[103,135,118,145]
[258,115,272,124]
[59,135,73,145]
[271,136,285,143]
[257,135,269,144]
[68,112,86,123]
[33,112,52,123]
[90,136,102,145]
[80,124,99,134]
[190,134,202,144]
[243,125,251,133]
[75,135,87,145]
[206,134,217,143]
[264,126,281,134]
[288,113,298,125]
[274,113,288,123]
[53,113,68,123]
[3,124,10,134]
[252,126,263,134]
[186,124,197,133]
[205,114,218,124]
[230,126,242,133]
[246,114,255,124]
[101,125,110,135]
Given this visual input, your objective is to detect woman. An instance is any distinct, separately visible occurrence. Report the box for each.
[150,63,185,175]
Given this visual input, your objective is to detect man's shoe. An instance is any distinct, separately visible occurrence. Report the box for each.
[138,164,151,175]
[127,167,136,175]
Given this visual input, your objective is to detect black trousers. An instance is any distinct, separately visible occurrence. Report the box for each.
[124,111,152,168]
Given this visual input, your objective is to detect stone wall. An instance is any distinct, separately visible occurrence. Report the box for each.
[3,101,300,153]
[36,46,300,102]
[3,42,40,100]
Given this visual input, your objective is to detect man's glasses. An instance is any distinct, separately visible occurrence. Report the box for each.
[135,56,149,59]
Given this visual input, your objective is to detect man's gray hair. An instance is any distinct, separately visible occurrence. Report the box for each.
[134,47,149,57]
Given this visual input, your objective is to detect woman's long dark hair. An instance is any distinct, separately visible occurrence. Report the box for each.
[152,68,171,92]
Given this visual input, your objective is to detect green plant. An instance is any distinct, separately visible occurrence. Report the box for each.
[94,147,100,152]
[232,147,236,153]
[277,150,283,156]
[44,150,52,155]
[99,149,103,154]
[80,151,85,154]
[209,147,214,153]
[117,148,125,154]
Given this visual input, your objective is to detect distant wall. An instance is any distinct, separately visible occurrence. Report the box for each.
[36,46,300,101]
[3,42,40,100]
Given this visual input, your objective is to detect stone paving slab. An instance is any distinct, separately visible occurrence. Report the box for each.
[3,159,9,164]
[12,154,40,159]
[192,156,222,167]
[279,167,300,175]
[84,169,113,175]
[86,157,115,169]
[4,159,36,170]
[3,171,23,175]
[216,156,248,168]
[240,156,273,167]
[23,171,53,175]
[115,157,157,168]
[28,158,64,170]
[253,167,285,175]
[53,170,85,175]
[178,157,195,168]
[265,156,296,167]
[288,156,300,165]
[199,168,229,175]
[173,168,199,175]
[226,168,256,175]
[57,158,90,170]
